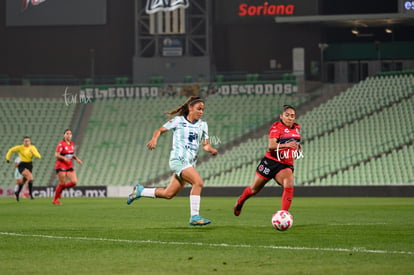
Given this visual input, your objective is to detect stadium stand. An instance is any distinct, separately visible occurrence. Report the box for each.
[297,74,414,140]
[1,74,411,188]
[308,97,414,186]
[295,75,414,185]
[76,93,304,186]
[200,74,414,186]
[0,98,76,186]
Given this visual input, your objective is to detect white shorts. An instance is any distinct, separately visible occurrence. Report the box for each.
[169,157,196,177]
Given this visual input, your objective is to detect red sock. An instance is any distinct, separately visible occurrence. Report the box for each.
[237,186,253,205]
[64,182,76,188]
[281,187,294,211]
[54,184,65,200]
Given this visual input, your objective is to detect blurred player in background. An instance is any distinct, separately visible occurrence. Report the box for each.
[52,129,83,205]
[6,136,41,200]
[13,156,29,201]
[127,96,218,226]
[234,105,302,216]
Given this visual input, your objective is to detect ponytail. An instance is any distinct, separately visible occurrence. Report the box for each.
[166,96,204,118]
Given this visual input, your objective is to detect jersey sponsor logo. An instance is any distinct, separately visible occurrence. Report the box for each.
[258,164,270,175]
[188,132,198,143]
[258,164,264,172]
[185,144,198,151]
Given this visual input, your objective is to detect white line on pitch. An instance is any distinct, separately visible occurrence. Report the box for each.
[0,232,413,256]
[327,222,387,226]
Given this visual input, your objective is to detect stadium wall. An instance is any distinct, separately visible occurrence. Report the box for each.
[1,186,414,198]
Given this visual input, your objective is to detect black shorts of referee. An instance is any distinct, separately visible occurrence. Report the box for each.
[18,162,33,174]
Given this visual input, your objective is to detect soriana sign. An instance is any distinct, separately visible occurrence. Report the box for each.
[214,0,318,24]
[238,1,295,16]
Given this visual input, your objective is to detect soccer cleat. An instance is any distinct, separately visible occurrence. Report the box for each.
[233,201,244,216]
[14,191,19,202]
[126,184,144,205]
[52,199,61,205]
[189,215,211,226]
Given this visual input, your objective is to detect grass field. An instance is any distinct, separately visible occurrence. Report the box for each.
[0,196,413,274]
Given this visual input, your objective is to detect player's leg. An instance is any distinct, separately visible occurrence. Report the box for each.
[275,168,294,211]
[155,174,185,199]
[53,172,66,205]
[65,171,78,188]
[14,178,24,201]
[180,167,211,226]
[21,169,34,199]
[127,174,184,204]
[234,174,269,216]
[21,177,29,198]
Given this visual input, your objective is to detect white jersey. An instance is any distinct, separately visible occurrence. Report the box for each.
[163,116,209,164]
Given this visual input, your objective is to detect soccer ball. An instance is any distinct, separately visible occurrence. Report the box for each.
[271,210,293,231]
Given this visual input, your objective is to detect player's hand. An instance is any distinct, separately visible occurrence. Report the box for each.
[146,140,157,150]
[210,148,218,156]
[76,159,83,165]
[285,141,299,149]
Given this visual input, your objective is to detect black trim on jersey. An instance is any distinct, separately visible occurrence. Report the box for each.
[277,138,301,144]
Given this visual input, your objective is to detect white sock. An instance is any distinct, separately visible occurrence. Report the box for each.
[141,188,156,198]
[190,195,200,216]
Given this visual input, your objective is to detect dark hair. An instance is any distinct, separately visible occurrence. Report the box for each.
[23,136,31,140]
[64,129,72,134]
[282,104,296,112]
[166,96,204,118]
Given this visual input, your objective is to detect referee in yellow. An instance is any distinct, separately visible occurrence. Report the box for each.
[6,136,41,200]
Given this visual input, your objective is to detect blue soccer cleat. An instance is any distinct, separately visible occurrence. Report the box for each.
[126,184,144,205]
[189,215,211,226]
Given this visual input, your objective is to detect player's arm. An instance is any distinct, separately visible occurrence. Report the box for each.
[5,145,20,162]
[268,138,298,150]
[30,145,41,159]
[55,151,70,162]
[73,155,83,165]
[147,127,168,150]
[202,139,218,155]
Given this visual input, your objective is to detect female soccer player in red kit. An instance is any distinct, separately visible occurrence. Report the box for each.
[52,129,83,205]
[234,105,302,216]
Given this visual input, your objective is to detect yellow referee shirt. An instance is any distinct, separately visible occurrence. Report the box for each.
[6,145,41,163]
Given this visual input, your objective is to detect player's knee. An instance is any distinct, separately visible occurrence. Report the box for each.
[163,193,175,200]
[283,180,294,188]
[193,180,204,188]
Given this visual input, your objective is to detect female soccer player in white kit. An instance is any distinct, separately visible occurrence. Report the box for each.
[127,96,218,226]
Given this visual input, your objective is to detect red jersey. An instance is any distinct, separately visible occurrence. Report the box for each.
[264,121,301,166]
[55,140,75,170]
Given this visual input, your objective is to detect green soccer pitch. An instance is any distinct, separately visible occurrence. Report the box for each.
[0,197,413,274]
